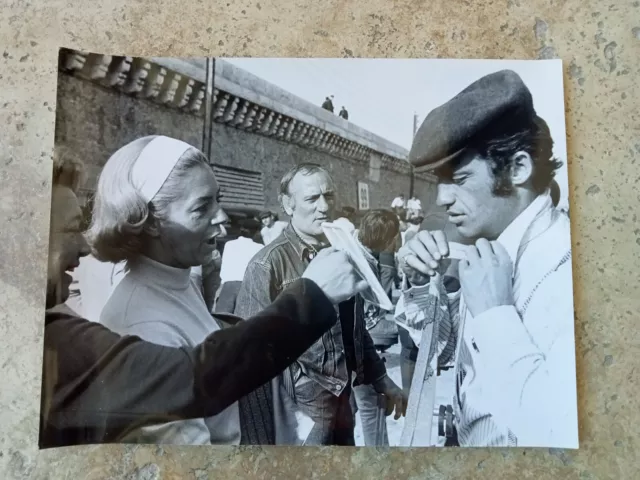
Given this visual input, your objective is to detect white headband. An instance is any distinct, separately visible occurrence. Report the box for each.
[131,136,193,202]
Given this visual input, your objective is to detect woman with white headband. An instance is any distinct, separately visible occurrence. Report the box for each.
[87,135,236,445]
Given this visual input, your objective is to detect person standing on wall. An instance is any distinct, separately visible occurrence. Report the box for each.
[321,95,335,113]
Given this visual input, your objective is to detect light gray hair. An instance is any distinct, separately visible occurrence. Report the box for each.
[86,135,209,263]
[279,163,331,197]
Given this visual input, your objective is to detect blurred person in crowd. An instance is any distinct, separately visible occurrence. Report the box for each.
[214,226,264,314]
[351,209,402,446]
[406,196,422,211]
[391,193,406,210]
[339,205,357,224]
[259,210,288,245]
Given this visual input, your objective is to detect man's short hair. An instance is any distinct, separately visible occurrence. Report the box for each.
[258,211,274,220]
[279,163,331,196]
[239,226,256,238]
[468,116,563,196]
[358,209,400,252]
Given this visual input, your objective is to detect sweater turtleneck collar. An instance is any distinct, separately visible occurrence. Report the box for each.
[127,255,192,290]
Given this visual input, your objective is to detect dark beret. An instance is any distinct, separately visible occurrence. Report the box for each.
[409,70,536,168]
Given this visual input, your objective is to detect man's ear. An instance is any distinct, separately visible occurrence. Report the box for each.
[510,151,534,186]
[280,194,294,216]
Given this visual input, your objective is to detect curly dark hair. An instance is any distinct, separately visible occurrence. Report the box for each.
[467,115,563,196]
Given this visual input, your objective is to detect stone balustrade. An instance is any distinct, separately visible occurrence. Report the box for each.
[58,49,435,182]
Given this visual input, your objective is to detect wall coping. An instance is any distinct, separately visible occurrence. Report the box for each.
[58,49,435,182]
[150,58,410,158]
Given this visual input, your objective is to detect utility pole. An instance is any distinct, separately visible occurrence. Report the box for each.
[409,112,418,198]
[202,57,216,162]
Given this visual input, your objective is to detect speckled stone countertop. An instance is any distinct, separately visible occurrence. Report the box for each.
[1,1,639,478]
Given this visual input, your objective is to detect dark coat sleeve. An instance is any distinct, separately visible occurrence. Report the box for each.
[40,278,336,448]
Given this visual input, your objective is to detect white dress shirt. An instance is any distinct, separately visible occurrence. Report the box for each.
[406,198,422,210]
[391,197,406,208]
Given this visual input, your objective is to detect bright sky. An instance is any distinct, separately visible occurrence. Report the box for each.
[226,58,569,209]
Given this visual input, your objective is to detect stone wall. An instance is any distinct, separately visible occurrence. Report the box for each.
[55,73,204,200]
[54,50,438,218]
[210,121,436,214]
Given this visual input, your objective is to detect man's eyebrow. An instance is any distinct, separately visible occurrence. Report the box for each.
[194,194,214,203]
[305,190,334,199]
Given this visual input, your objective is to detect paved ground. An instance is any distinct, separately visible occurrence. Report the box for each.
[353,340,455,447]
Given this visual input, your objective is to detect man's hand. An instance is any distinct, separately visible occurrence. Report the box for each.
[397,230,450,286]
[302,248,368,304]
[373,375,408,420]
[459,239,514,317]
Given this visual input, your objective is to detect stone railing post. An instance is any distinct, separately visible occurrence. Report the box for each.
[57,50,427,181]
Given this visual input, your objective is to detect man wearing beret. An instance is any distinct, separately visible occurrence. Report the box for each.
[396,70,578,448]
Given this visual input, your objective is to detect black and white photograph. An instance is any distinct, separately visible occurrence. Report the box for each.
[40,50,578,449]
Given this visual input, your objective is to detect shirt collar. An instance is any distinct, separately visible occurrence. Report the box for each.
[497,191,551,266]
[283,223,320,261]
